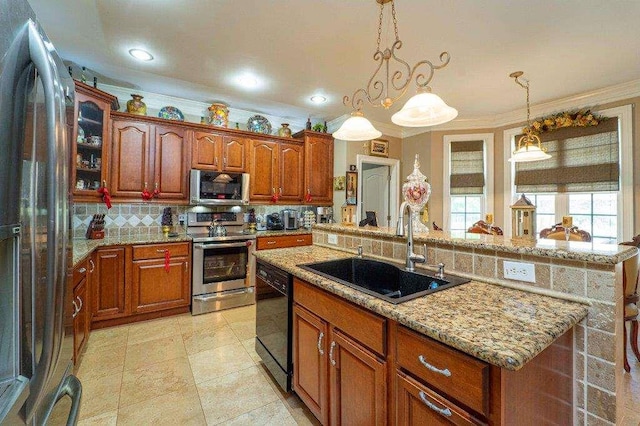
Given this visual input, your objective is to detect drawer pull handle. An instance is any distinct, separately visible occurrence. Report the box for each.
[156,249,167,253]
[266,241,276,245]
[329,341,337,366]
[317,332,325,355]
[296,239,304,243]
[89,259,95,272]
[418,355,451,377]
[77,267,87,274]
[71,300,79,318]
[76,296,83,312]
[419,391,452,417]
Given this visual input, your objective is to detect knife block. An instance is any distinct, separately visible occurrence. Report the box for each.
[85,215,105,239]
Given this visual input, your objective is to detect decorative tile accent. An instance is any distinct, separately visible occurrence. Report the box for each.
[128,216,141,227]
[113,215,127,227]
[141,215,154,226]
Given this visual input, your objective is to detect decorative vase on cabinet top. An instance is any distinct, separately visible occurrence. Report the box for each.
[208,103,229,127]
[126,94,147,115]
[278,123,292,137]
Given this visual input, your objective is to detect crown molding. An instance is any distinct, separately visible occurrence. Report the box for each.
[99,84,308,132]
[399,78,640,137]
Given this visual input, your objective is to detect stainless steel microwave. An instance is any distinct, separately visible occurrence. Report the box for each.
[190,170,250,205]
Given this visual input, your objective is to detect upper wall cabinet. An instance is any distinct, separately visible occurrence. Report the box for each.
[296,131,334,205]
[110,114,189,202]
[191,130,249,172]
[72,82,117,201]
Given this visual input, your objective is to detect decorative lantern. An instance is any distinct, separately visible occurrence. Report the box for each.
[510,194,536,239]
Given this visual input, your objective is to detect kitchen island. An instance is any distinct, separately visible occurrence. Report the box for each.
[255,224,637,424]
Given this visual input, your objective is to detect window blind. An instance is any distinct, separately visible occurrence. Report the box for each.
[515,118,618,193]
[449,140,485,195]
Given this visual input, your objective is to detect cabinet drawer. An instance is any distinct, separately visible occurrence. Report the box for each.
[256,234,311,250]
[294,278,386,356]
[396,326,489,416]
[73,260,88,288]
[396,370,485,425]
[132,242,190,260]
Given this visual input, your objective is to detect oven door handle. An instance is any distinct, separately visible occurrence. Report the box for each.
[194,288,252,301]
[193,242,250,250]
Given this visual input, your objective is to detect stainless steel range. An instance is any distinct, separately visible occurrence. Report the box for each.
[187,211,256,315]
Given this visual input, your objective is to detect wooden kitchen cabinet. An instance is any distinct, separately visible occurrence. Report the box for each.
[71,82,117,201]
[256,234,312,250]
[92,247,126,321]
[279,142,305,203]
[153,125,189,200]
[191,131,249,172]
[293,305,329,425]
[110,120,152,199]
[294,131,334,205]
[249,139,279,202]
[110,115,190,202]
[131,242,191,313]
[293,278,387,425]
[71,259,91,364]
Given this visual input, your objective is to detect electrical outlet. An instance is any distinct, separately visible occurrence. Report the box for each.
[178,214,186,224]
[503,261,536,283]
[327,234,338,245]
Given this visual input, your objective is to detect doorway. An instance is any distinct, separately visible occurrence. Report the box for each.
[356,155,400,228]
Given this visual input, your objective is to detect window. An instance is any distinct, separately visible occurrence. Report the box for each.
[504,105,632,242]
[443,134,494,232]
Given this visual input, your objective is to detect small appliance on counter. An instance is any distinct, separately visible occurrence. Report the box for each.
[266,213,284,230]
[316,206,333,223]
[281,209,299,230]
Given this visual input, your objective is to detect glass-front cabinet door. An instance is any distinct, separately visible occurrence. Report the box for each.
[71,82,116,200]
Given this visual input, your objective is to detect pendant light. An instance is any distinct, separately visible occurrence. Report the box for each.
[332,111,382,141]
[333,0,456,140]
[508,71,551,162]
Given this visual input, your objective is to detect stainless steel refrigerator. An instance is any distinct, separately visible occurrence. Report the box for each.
[0,0,80,424]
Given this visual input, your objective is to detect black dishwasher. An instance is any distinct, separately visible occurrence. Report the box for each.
[255,260,293,391]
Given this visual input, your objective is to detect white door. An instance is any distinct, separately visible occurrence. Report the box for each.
[362,164,390,227]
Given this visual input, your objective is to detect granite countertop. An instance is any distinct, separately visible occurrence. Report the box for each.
[314,223,636,264]
[254,229,312,237]
[253,245,590,371]
[72,233,192,266]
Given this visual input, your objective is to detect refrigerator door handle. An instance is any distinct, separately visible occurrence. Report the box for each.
[52,374,82,426]
[22,20,70,422]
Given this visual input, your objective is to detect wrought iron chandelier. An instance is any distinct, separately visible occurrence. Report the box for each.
[508,71,551,162]
[333,0,457,141]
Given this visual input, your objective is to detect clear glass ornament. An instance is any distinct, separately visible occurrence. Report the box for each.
[402,154,431,233]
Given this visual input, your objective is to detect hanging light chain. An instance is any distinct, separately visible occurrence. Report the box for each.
[376,1,384,51]
[391,1,400,42]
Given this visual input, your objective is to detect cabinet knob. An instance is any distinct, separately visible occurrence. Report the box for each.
[78,267,87,274]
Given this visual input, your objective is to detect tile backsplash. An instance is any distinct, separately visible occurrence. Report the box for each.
[72,203,321,239]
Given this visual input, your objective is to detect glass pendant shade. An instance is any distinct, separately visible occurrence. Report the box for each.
[391,91,458,127]
[508,141,552,162]
[332,111,382,141]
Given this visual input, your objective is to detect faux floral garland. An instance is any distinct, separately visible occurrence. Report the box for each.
[525,109,606,135]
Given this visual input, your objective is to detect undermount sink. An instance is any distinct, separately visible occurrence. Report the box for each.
[299,257,470,304]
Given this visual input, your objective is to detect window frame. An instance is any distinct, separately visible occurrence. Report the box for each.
[503,105,633,241]
[443,133,494,231]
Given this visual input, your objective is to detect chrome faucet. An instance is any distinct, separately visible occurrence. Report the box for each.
[396,201,426,272]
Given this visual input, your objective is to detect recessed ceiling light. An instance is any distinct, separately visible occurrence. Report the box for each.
[129,48,154,61]
[237,75,258,88]
[310,95,327,104]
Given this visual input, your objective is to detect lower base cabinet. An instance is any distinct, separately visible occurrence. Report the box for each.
[293,279,387,425]
[291,276,574,426]
[91,242,191,329]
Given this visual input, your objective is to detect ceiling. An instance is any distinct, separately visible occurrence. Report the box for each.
[28,0,640,129]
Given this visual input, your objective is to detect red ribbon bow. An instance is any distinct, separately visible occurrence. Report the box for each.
[164,250,170,272]
[141,187,153,201]
[97,186,112,209]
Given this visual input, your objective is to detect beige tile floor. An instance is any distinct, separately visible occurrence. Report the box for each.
[73,304,640,425]
[75,305,320,425]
